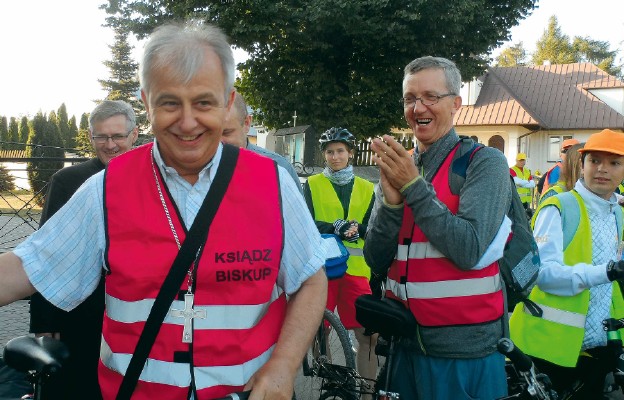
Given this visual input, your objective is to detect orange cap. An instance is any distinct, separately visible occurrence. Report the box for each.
[562,138,580,150]
[578,129,624,156]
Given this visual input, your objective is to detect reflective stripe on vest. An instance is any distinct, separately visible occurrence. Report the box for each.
[102,144,285,398]
[307,174,373,278]
[347,247,363,257]
[523,303,585,329]
[100,337,273,390]
[387,274,502,300]
[106,285,284,329]
[396,242,445,261]
[512,166,532,203]
[510,190,624,367]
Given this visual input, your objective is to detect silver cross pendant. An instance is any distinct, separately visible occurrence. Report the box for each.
[169,293,207,343]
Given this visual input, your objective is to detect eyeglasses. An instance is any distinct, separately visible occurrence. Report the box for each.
[91,131,133,144]
[401,93,456,108]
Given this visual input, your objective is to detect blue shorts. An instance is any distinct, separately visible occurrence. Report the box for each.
[386,345,507,400]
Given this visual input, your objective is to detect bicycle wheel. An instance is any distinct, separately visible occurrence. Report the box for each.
[295,309,357,400]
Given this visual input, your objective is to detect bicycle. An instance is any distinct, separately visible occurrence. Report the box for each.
[2,335,250,400]
[296,293,417,400]
[499,314,624,400]
[300,294,561,400]
[497,337,557,400]
[296,308,358,400]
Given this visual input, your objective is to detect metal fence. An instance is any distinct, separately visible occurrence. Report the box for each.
[0,145,89,252]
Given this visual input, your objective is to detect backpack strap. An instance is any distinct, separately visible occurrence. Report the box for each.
[557,191,581,251]
[449,136,484,195]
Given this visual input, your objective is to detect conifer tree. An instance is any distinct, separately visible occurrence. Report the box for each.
[0,116,8,151]
[0,165,16,192]
[8,117,19,151]
[75,113,94,158]
[99,27,146,130]
[18,116,29,150]
[25,113,65,205]
[56,103,71,149]
[67,115,79,150]
[532,16,577,65]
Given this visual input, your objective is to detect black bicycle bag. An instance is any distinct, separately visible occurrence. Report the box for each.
[355,294,417,339]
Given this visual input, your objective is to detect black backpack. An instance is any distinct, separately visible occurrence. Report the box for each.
[449,137,541,315]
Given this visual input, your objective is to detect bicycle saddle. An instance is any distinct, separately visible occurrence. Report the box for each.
[2,336,69,376]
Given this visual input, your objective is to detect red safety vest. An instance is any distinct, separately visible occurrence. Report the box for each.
[100,144,286,399]
[386,143,504,327]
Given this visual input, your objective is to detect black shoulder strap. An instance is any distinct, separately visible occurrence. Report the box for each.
[116,144,240,400]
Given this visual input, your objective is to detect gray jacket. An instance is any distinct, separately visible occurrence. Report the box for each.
[364,129,512,358]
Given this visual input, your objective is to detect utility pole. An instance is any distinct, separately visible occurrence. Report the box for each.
[292,111,297,127]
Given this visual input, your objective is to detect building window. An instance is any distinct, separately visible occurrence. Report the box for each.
[548,135,573,162]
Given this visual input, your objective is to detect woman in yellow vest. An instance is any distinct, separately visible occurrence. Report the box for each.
[510,129,624,398]
[303,127,377,390]
[538,143,585,205]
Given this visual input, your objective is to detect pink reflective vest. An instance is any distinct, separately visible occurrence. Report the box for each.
[385,143,504,327]
[100,144,286,399]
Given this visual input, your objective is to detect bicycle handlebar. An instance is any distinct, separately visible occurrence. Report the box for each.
[497,337,533,373]
[497,338,555,400]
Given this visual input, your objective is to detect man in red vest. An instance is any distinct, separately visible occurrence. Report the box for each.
[0,20,327,400]
[365,56,512,399]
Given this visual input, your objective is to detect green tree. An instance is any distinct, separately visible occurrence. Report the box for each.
[532,16,578,65]
[572,36,622,77]
[102,0,538,137]
[496,42,528,67]
[99,26,146,130]
[56,103,72,149]
[0,116,8,150]
[75,113,94,158]
[25,113,65,205]
[531,16,622,77]
[0,165,16,192]
[18,116,29,150]
[8,117,19,150]
[67,115,79,150]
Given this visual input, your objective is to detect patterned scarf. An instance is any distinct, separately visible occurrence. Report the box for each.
[323,165,354,186]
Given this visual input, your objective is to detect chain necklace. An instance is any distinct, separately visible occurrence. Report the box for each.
[150,148,206,343]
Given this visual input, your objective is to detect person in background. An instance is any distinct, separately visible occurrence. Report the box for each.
[538,142,584,205]
[222,91,302,191]
[538,138,580,195]
[0,20,326,400]
[364,56,511,399]
[303,127,377,396]
[511,152,535,211]
[510,129,624,399]
[29,99,138,400]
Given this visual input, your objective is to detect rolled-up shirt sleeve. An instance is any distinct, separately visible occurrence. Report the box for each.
[14,172,106,311]
[277,166,325,295]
